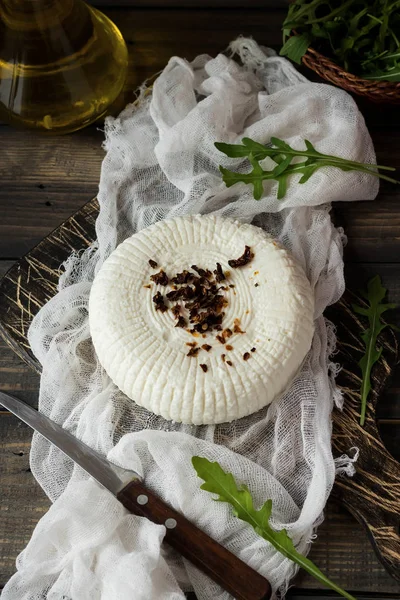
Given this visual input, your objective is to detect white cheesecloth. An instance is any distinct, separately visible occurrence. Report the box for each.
[2,39,378,600]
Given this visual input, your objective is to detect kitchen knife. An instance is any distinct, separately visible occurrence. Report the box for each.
[0,391,271,600]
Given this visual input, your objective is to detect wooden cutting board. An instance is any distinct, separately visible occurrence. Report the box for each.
[0,197,399,582]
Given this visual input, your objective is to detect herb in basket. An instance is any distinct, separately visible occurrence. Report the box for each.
[192,456,357,600]
[353,275,398,426]
[215,137,399,200]
[280,0,400,82]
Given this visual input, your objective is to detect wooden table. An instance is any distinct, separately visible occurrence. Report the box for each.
[1,1,400,597]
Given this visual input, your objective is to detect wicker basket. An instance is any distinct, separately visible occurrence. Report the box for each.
[301,45,400,104]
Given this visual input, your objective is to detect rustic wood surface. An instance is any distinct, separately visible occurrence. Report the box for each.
[1,1,400,596]
[1,200,399,597]
[325,293,399,582]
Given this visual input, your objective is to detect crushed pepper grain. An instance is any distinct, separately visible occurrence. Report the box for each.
[150,270,169,286]
[233,318,245,334]
[171,305,181,317]
[187,347,200,357]
[175,316,186,328]
[147,246,259,359]
[228,246,254,268]
[153,291,168,312]
[214,262,225,283]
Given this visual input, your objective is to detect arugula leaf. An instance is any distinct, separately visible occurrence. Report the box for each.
[281,0,400,82]
[214,142,255,159]
[352,275,398,426]
[216,137,399,200]
[363,67,400,81]
[192,456,357,600]
[280,33,312,64]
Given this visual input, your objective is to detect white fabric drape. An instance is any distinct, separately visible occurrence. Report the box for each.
[3,39,377,600]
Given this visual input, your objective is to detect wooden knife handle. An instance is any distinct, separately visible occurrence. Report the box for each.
[117,479,271,600]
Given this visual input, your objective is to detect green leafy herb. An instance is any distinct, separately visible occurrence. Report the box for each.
[352,275,398,426]
[280,0,400,81]
[192,456,357,600]
[363,66,400,81]
[215,137,399,200]
[280,33,313,64]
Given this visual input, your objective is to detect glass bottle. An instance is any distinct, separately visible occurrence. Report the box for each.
[0,0,128,133]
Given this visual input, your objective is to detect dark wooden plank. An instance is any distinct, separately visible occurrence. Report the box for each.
[0,414,49,588]
[362,103,400,130]
[0,334,39,404]
[334,127,400,264]
[1,127,400,263]
[0,261,13,278]
[0,262,40,406]
[337,199,400,264]
[92,0,288,6]
[1,191,400,587]
[0,201,98,370]
[325,291,400,583]
[86,6,287,118]
[103,6,400,131]
[0,4,400,591]
[0,5,288,258]
[103,6,286,97]
[1,259,398,415]
[295,501,400,594]
[1,412,400,594]
[1,6,400,261]
[0,128,103,258]
[0,282,398,423]
[378,423,400,465]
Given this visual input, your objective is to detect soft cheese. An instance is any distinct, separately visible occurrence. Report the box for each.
[89,214,315,425]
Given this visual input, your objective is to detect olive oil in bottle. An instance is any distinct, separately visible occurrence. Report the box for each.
[0,0,128,133]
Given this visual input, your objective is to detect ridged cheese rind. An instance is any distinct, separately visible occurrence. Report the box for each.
[89,214,314,424]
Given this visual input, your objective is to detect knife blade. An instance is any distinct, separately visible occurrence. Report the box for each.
[1,391,271,600]
[0,391,135,493]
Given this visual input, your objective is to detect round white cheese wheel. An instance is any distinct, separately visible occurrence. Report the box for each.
[89,214,314,425]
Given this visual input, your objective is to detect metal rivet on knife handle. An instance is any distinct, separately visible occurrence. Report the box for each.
[165,518,177,529]
[137,494,148,505]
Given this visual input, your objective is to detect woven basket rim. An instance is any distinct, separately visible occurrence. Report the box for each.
[303,45,400,91]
